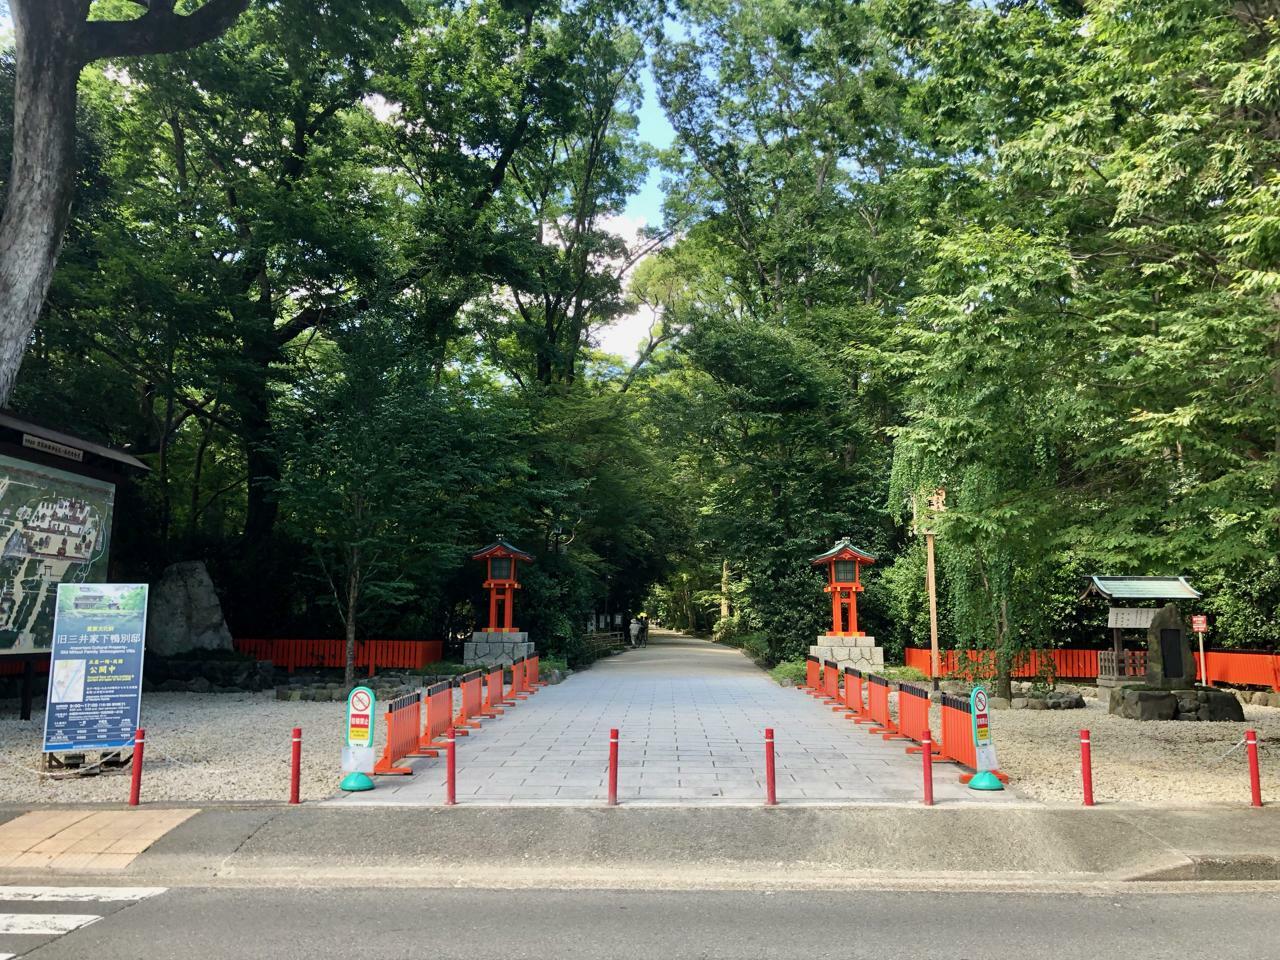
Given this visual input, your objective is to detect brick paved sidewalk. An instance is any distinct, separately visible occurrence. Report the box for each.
[328,632,1020,805]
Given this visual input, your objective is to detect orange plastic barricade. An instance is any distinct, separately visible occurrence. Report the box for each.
[453,670,486,731]
[418,681,453,755]
[509,657,530,701]
[483,667,506,715]
[804,656,821,696]
[938,692,1009,784]
[822,659,842,708]
[865,674,904,740]
[374,690,421,775]
[844,667,872,723]
[897,682,939,756]
[938,692,975,769]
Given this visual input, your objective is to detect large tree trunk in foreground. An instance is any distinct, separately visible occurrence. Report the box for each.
[0,3,83,406]
[0,0,249,407]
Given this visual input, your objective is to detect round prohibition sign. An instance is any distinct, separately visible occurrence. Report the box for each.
[351,690,371,712]
[974,689,988,713]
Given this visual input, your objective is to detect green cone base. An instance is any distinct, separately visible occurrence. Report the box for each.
[340,772,375,792]
[968,770,1004,791]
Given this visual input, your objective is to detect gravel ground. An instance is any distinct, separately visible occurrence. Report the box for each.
[982,697,1280,805]
[0,692,360,804]
[1,689,1276,807]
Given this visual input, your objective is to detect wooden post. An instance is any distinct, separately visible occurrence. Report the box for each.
[926,530,940,691]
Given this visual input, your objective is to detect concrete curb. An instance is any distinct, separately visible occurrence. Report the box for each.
[0,802,1277,887]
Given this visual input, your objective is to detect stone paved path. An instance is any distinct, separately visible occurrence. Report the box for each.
[329,631,1019,805]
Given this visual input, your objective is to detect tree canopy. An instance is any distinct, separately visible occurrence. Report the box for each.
[5,0,1280,675]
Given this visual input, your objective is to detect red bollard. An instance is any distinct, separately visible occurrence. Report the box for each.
[289,727,302,805]
[445,726,457,806]
[921,728,934,806]
[607,728,619,806]
[128,728,146,807]
[1080,729,1094,807]
[1246,729,1262,808]
[764,728,777,806]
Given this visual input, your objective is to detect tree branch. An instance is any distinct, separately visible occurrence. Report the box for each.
[81,0,249,63]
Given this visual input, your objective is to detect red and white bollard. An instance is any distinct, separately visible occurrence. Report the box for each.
[921,729,934,806]
[128,728,146,807]
[764,728,777,806]
[445,726,457,806]
[607,728,619,806]
[1080,729,1094,807]
[1246,729,1262,808]
[289,727,302,805]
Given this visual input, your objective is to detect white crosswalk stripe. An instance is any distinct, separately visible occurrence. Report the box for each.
[0,887,167,903]
[0,886,166,955]
[0,913,101,935]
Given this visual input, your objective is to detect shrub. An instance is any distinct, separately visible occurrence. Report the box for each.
[769,659,807,685]
[879,665,928,683]
[740,631,770,663]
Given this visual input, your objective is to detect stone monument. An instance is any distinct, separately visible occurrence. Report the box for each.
[1144,603,1195,689]
[808,539,885,673]
[146,560,234,657]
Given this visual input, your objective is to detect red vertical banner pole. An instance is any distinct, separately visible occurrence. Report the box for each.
[764,728,777,806]
[128,728,146,807]
[1247,730,1262,808]
[921,729,934,806]
[1080,729,1094,807]
[289,727,302,805]
[446,726,457,806]
[607,728,619,806]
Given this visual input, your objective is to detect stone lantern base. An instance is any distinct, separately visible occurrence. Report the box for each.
[809,634,884,672]
[464,631,534,667]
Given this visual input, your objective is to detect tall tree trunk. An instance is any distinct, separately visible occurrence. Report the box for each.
[720,559,731,622]
[241,330,280,545]
[344,546,360,687]
[0,3,84,406]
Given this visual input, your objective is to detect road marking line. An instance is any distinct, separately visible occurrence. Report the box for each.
[0,886,166,902]
[0,913,101,935]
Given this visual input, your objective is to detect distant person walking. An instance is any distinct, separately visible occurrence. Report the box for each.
[638,614,649,647]
[629,617,641,648]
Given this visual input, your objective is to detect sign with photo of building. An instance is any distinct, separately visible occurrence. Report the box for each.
[0,453,115,655]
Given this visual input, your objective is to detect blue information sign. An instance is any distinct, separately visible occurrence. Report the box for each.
[42,583,149,753]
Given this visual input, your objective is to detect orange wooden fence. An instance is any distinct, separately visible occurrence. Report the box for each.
[233,638,444,675]
[905,647,1280,690]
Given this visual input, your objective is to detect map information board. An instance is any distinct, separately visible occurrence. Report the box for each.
[42,583,147,753]
[0,454,114,655]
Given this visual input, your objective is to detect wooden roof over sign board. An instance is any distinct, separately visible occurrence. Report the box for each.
[0,410,148,474]
[1082,576,1200,602]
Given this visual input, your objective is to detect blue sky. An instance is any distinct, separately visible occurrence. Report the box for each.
[623,66,676,227]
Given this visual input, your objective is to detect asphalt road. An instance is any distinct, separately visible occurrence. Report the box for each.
[19,886,1280,959]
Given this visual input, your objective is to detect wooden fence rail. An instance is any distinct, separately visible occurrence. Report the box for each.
[905,647,1280,691]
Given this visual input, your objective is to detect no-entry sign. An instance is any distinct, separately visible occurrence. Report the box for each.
[1191,614,1208,633]
[970,686,999,773]
[346,686,375,748]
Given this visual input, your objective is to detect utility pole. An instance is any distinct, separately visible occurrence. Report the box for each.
[922,488,946,692]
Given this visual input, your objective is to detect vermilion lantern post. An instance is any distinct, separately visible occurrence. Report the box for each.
[471,539,534,633]
[811,541,876,636]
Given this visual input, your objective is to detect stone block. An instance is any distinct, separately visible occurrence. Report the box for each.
[1206,689,1245,722]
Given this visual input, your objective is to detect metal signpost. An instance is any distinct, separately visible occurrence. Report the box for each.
[968,686,1004,791]
[1191,614,1209,685]
[340,685,376,792]
[42,583,148,758]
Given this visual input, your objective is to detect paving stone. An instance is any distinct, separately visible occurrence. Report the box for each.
[327,633,1018,806]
